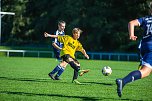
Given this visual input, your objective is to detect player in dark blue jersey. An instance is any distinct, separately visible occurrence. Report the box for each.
[48,20,68,80]
[52,21,65,62]
[116,2,152,97]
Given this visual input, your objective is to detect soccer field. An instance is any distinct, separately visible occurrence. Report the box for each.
[0,57,151,101]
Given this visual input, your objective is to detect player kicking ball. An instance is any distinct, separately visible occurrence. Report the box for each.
[44,28,90,84]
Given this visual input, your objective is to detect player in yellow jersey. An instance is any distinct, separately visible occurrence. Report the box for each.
[44,28,90,84]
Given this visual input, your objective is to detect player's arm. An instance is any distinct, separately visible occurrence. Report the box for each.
[44,32,62,50]
[52,42,62,50]
[128,19,140,41]
[44,32,58,38]
[81,49,89,59]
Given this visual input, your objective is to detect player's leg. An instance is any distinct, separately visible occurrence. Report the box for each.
[139,52,152,78]
[54,61,68,80]
[116,65,152,97]
[48,64,62,80]
[140,65,152,78]
[71,69,90,84]
[49,49,64,80]
[71,59,81,84]
[116,70,142,97]
[72,70,82,84]
[116,52,152,97]
[62,55,89,76]
[62,54,80,72]
[61,54,89,84]
[73,70,78,80]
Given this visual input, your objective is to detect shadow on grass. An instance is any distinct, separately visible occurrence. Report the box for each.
[0,91,99,101]
[0,76,90,84]
[0,76,117,86]
[0,76,114,86]
[0,77,113,86]
[0,91,142,101]
[0,77,143,101]
[80,81,114,86]
[0,76,54,82]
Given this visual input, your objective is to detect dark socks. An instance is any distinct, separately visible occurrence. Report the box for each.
[56,67,65,77]
[69,61,80,72]
[73,70,78,80]
[122,70,142,86]
[50,65,61,74]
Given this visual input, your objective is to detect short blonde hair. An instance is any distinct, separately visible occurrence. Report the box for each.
[58,20,66,26]
[72,28,83,34]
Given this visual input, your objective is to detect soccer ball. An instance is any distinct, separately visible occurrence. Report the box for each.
[102,66,112,76]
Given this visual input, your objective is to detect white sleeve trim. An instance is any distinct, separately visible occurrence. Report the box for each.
[137,20,141,26]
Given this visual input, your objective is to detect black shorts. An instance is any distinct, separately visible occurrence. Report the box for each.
[61,54,79,64]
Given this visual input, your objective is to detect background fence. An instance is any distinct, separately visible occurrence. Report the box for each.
[0,49,139,61]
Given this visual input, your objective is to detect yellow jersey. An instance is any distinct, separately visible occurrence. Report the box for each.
[58,35,83,59]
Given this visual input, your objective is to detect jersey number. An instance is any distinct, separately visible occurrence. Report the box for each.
[146,24,152,36]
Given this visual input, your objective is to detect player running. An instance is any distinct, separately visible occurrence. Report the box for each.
[52,20,66,62]
[116,1,152,97]
[44,28,90,84]
[46,20,68,80]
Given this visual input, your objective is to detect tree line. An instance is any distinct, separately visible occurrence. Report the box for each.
[2,0,151,52]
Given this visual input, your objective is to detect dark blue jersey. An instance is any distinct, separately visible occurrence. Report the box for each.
[52,30,65,49]
[51,30,65,60]
[138,16,152,53]
[138,16,152,40]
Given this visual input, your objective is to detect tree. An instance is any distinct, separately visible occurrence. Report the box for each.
[2,0,149,52]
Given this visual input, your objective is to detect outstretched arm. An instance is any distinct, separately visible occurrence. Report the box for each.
[81,49,89,59]
[128,19,140,41]
[44,32,58,38]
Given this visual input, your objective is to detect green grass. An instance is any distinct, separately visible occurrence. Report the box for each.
[0,57,152,101]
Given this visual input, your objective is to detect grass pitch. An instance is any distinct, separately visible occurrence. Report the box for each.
[0,57,152,101]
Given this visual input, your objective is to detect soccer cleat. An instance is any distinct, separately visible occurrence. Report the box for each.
[72,79,82,84]
[79,69,90,76]
[54,75,60,80]
[48,73,55,80]
[116,79,123,97]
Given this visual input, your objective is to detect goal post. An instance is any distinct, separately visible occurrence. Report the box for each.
[0,0,15,45]
[0,11,15,15]
[0,11,15,45]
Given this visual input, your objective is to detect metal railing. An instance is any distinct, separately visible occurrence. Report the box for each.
[87,52,139,61]
[0,49,54,58]
[0,49,139,61]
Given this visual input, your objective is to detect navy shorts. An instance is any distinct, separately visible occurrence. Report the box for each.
[141,52,152,69]
[53,48,61,61]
